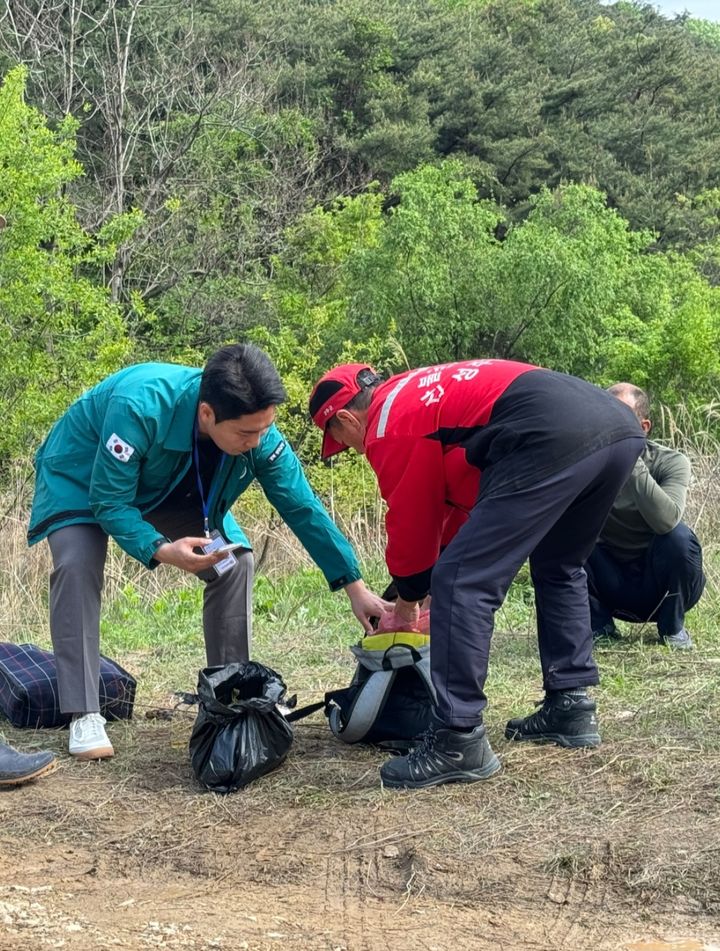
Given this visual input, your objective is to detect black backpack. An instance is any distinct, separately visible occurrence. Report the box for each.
[324,633,436,751]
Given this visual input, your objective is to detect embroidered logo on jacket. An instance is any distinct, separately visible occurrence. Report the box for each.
[268,440,286,463]
[105,433,135,462]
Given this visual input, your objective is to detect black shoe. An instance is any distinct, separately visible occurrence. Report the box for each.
[380,723,501,790]
[505,691,601,749]
[0,742,56,786]
[592,621,621,642]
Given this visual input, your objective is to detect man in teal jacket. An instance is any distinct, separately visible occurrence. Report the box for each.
[28,344,388,760]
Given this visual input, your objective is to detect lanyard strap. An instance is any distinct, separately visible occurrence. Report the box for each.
[193,418,226,537]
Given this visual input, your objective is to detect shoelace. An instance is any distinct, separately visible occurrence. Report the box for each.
[522,700,550,731]
[524,694,585,727]
[406,727,437,765]
[73,714,104,738]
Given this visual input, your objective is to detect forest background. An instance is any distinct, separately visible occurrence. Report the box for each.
[1,0,720,487]
[1,3,720,946]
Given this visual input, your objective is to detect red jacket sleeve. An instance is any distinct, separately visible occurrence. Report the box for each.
[366,435,446,601]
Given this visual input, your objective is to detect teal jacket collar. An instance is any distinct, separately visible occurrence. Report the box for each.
[163,375,201,452]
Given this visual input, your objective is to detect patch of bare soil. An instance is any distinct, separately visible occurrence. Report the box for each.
[1,718,719,951]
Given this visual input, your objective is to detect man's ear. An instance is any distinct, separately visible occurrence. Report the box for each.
[336,408,361,430]
[641,418,652,435]
[198,401,216,428]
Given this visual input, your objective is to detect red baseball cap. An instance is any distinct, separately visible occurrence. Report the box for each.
[309,363,380,459]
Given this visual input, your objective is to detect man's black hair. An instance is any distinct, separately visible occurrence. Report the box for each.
[200,343,287,422]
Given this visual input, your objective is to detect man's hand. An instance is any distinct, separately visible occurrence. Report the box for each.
[153,537,228,574]
[376,597,422,634]
[343,580,395,635]
[393,597,421,628]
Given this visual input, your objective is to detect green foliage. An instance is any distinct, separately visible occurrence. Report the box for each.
[684,17,720,50]
[350,160,504,362]
[486,185,651,372]
[250,190,396,455]
[1,0,720,474]
[268,163,720,409]
[0,67,135,463]
[597,252,720,406]
[132,103,324,356]
[250,0,720,249]
[674,188,720,286]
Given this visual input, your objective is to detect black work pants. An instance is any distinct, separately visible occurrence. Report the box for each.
[429,436,644,728]
[585,523,705,638]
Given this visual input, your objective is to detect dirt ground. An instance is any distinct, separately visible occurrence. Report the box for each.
[1,711,719,951]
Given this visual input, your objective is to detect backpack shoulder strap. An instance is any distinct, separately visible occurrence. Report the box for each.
[374,641,436,704]
[329,668,396,743]
[414,652,436,702]
[285,698,326,723]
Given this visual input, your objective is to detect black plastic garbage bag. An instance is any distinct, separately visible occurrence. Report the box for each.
[189,661,293,793]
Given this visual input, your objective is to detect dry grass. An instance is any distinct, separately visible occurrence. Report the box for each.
[0,430,719,949]
[660,401,720,586]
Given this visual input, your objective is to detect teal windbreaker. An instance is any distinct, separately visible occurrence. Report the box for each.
[27,363,361,590]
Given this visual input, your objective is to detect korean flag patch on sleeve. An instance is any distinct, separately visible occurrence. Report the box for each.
[106,433,136,463]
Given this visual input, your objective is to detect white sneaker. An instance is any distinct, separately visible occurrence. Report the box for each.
[69,713,114,760]
[660,627,694,650]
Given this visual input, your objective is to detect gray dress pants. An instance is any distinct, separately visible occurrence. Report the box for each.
[47,510,253,714]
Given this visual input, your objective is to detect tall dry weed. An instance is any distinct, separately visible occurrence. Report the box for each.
[0,467,388,642]
[1,413,717,643]
[657,401,720,588]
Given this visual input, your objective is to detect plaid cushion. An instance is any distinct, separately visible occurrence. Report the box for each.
[0,643,136,728]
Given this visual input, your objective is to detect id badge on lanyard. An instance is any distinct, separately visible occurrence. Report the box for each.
[193,420,234,575]
[202,529,238,576]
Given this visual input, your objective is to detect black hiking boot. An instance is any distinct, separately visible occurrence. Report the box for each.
[380,722,501,789]
[505,690,601,749]
[592,621,622,643]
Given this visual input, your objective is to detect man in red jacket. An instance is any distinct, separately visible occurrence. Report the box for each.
[310,359,645,789]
